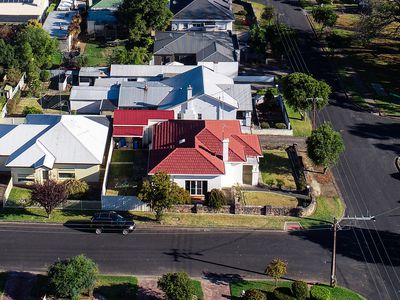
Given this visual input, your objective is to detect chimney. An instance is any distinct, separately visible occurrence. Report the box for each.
[223,138,229,162]
[187,85,192,100]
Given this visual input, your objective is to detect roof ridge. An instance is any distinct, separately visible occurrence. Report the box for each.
[58,118,101,163]
[161,32,187,53]
[232,134,259,155]
[208,0,234,19]
[172,0,202,17]
[195,147,225,173]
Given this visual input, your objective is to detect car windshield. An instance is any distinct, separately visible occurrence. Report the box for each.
[111,213,125,221]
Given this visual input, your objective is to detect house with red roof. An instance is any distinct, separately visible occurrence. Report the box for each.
[113,109,174,148]
[148,119,262,197]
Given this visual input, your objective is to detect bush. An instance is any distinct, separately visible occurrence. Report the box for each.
[265,178,275,187]
[292,281,309,300]
[65,179,89,199]
[275,123,287,129]
[157,272,195,300]
[0,96,6,110]
[299,0,312,8]
[40,70,51,82]
[260,122,270,129]
[237,9,247,15]
[316,0,331,4]
[23,105,43,115]
[48,255,98,300]
[273,287,296,300]
[205,189,227,209]
[310,285,331,300]
[276,179,284,189]
[244,288,267,300]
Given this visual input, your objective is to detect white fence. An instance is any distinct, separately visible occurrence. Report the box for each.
[101,136,114,196]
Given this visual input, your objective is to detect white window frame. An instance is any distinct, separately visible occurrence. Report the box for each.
[186,180,202,195]
[58,169,76,180]
[17,172,35,183]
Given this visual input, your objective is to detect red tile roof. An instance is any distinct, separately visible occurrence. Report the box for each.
[113,126,143,137]
[149,120,262,175]
[113,110,174,126]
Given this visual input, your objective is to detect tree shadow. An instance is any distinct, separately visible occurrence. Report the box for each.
[0,207,45,219]
[348,122,400,141]
[95,282,138,300]
[290,227,400,266]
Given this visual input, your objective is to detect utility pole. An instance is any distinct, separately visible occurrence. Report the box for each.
[330,215,376,287]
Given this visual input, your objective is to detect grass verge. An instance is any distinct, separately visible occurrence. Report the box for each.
[299,197,344,228]
[243,191,298,207]
[284,103,312,137]
[230,280,365,299]
[95,275,138,300]
[259,150,296,189]
[192,280,204,300]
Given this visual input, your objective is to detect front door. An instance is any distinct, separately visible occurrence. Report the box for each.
[243,165,252,185]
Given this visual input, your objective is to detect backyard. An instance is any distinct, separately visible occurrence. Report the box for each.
[259,150,297,190]
[81,41,124,67]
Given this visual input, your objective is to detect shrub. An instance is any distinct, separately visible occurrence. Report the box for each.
[273,287,296,300]
[292,281,309,300]
[299,0,311,8]
[310,285,331,300]
[260,122,270,129]
[65,179,89,199]
[237,9,247,15]
[275,123,287,129]
[23,105,43,115]
[157,272,195,300]
[205,188,227,209]
[48,255,98,300]
[316,0,331,4]
[40,70,51,82]
[276,178,284,190]
[244,288,267,300]
[265,178,275,187]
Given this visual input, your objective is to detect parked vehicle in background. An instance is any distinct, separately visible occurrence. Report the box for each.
[91,211,136,235]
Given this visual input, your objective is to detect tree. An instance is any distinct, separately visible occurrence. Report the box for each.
[31,180,68,218]
[138,172,189,221]
[265,258,287,287]
[261,5,275,25]
[307,122,345,173]
[48,255,98,300]
[23,105,43,115]
[204,189,227,209]
[0,39,17,69]
[244,289,267,300]
[281,73,331,119]
[292,281,309,300]
[109,47,151,65]
[6,68,22,85]
[157,272,195,300]
[312,6,338,35]
[358,0,400,43]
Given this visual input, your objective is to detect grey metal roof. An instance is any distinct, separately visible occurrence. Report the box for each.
[70,86,119,101]
[43,11,78,39]
[100,99,117,111]
[109,64,197,78]
[118,81,173,108]
[218,84,252,111]
[170,0,234,21]
[0,15,39,24]
[153,31,238,62]
[79,67,108,77]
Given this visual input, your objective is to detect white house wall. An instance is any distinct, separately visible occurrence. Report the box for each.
[171,20,233,31]
[221,162,243,187]
[70,100,101,114]
[171,175,221,192]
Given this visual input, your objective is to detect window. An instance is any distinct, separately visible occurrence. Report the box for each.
[17,172,35,183]
[197,113,202,120]
[192,23,203,28]
[185,180,208,195]
[58,169,75,179]
[177,113,183,119]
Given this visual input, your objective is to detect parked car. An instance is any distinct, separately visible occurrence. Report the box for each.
[91,211,136,235]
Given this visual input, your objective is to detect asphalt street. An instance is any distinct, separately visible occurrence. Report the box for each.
[262,0,400,298]
[0,223,383,298]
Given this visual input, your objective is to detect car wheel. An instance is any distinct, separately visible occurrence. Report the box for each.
[95,228,102,235]
[122,229,129,235]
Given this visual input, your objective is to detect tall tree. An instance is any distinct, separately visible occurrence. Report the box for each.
[0,39,17,69]
[138,172,190,221]
[261,5,275,25]
[31,180,68,218]
[307,122,345,173]
[281,72,331,119]
[358,0,400,43]
[265,258,287,287]
[312,6,338,35]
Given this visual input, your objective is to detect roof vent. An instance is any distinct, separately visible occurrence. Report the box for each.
[179,138,186,144]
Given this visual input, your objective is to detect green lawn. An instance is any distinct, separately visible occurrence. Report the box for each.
[95,275,138,300]
[243,191,298,207]
[299,197,344,228]
[111,150,136,163]
[83,42,124,67]
[7,187,32,202]
[192,280,204,300]
[285,103,312,137]
[230,280,365,299]
[259,150,297,189]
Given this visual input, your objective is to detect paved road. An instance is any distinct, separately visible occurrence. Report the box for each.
[261,0,400,298]
[0,223,383,298]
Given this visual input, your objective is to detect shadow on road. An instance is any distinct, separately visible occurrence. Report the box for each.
[348,122,400,141]
[290,227,400,266]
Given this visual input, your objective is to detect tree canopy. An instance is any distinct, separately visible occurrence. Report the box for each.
[157,272,195,300]
[307,122,345,172]
[281,72,331,119]
[265,258,287,287]
[31,180,68,217]
[311,6,338,35]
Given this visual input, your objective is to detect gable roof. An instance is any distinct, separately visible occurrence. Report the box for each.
[149,120,262,175]
[114,109,174,126]
[153,31,238,63]
[0,115,109,169]
[70,85,120,101]
[170,0,234,21]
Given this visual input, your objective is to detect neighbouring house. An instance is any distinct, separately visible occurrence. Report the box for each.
[43,10,79,52]
[0,0,49,24]
[152,31,239,65]
[169,0,234,31]
[86,0,121,38]
[118,66,252,127]
[0,114,109,184]
[0,72,25,100]
[148,119,262,197]
[79,67,108,86]
[113,109,174,148]
[69,84,119,114]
